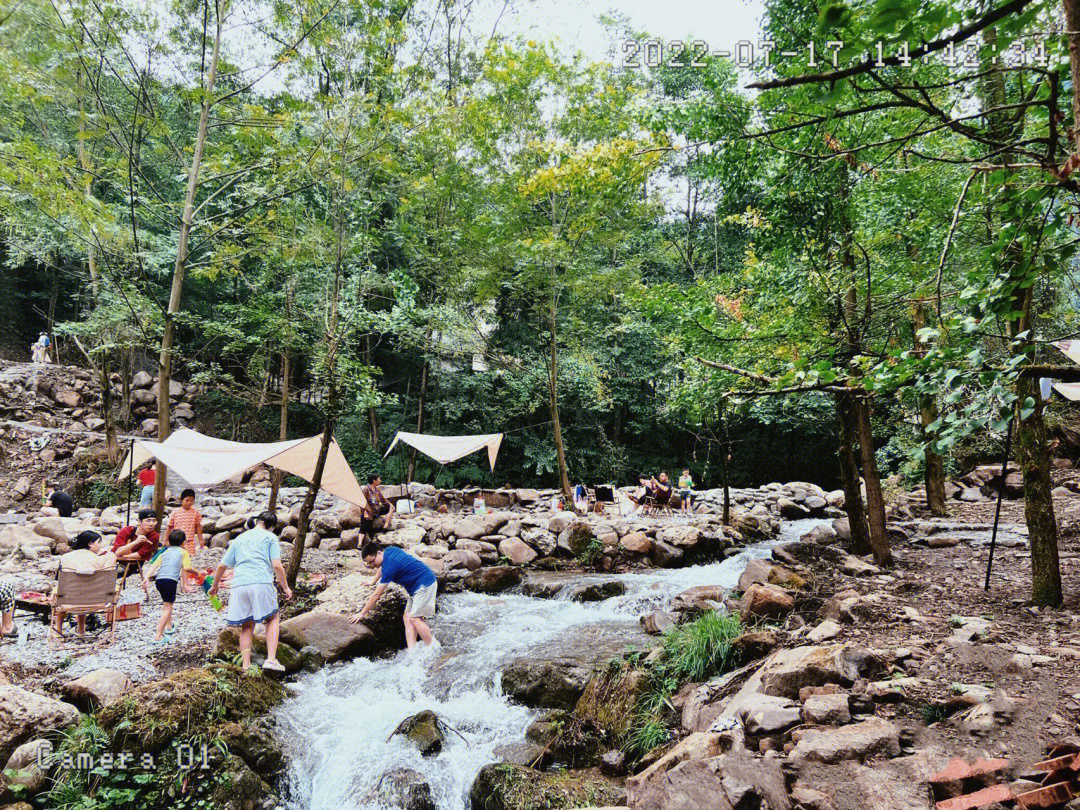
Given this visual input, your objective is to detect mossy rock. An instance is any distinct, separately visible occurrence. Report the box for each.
[392,710,444,756]
[469,763,624,810]
[214,626,303,673]
[97,663,285,755]
[572,666,649,740]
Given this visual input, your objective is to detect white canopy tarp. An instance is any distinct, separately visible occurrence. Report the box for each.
[1050,341,1080,401]
[117,427,367,507]
[383,431,503,472]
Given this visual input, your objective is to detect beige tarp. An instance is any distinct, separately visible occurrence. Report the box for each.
[383,431,503,472]
[117,427,367,507]
[1051,342,1080,401]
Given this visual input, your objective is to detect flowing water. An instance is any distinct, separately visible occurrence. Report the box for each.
[277,519,823,810]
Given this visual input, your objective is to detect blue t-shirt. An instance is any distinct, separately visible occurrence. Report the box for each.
[155,546,192,582]
[221,528,280,587]
[379,546,435,595]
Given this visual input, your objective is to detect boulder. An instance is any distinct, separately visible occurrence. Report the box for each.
[0,684,80,765]
[831,518,851,542]
[626,733,724,807]
[32,517,67,544]
[567,581,625,602]
[740,584,794,621]
[620,531,652,554]
[501,658,594,709]
[3,738,51,794]
[469,763,623,810]
[556,520,593,556]
[521,528,556,556]
[547,513,574,534]
[498,537,537,565]
[731,630,781,665]
[210,531,231,548]
[749,645,884,701]
[53,388,81,408]
[650,539,684,567]
[807,620,843,643]
[737,558,801,592]
[671,585,726,616]
[659,525,703,549]
[802,693,852,725]
[641,610,677,635]
[801,523,838,546]
[61,669,132,709]
[778,496,811,519]
[442,549,482,571]
[278,612,375,662]
[391,710,443,756]
[215,513,248,533]
[338,528,361,551]
[450,519,486,541]
[464,566,522,594]
[338,505,366,531]
[791,717,900,764]
[726,692,803,737]
[131,370,153,389]
[362,768,434,810]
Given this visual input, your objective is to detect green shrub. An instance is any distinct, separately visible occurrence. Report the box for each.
[655,611,743,682]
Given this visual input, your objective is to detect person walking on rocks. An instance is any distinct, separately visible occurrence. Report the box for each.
[349,542,437,649]
[142,530,196,644]
[208,512,292,673]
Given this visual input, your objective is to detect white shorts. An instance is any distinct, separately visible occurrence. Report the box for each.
[226,583,279,625]
[405,583,437,619]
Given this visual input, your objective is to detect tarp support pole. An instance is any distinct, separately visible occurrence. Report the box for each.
[124,438,135,529]
[984,417,1014,591]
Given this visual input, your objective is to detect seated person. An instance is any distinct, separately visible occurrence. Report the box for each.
[54,530,116,635]
[361,474,395,538]
[573,483,589,513]
[654,471,674,501]
[43,483,73,518]
[628,475,654,506]
[112,509,161,563]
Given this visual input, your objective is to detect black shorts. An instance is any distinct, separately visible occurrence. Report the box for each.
[156,579,178,603]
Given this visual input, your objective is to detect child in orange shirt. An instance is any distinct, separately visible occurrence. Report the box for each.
[166,488,204,586]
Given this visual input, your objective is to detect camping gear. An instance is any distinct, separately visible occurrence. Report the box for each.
[50,567,118,648]
[383,431,503,473]
[113,602,141,621]
[191,569,224,612]
[117,427,367,508]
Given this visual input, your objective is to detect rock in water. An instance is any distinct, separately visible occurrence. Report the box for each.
[362,768,435,810]
[278,612,375,662]
[501,658,594,709]
[392,710,444,756]
[470,763,624,810]
[464,565,522,594]
[567,580,625,602]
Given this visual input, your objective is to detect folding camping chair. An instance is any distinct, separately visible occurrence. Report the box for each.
[50,568,119,649]
[644,486,675,517]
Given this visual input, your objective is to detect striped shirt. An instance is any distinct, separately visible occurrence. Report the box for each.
[167,507,203,554]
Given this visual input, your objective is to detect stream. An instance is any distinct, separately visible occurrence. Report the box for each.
[276,519,824,810]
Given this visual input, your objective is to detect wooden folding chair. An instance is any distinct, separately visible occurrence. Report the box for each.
[645,487,675,517]
[50,568,119,649]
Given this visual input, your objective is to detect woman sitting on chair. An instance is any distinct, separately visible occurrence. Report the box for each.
[54,530,115,635]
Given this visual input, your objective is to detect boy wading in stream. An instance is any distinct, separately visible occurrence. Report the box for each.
[349,543,437,649]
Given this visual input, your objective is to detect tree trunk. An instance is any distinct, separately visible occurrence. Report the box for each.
[268,350,289,512]
[47,269,58,363]
[101,353,118,464]
[287,418,334,587]
[920,396,948,516]
[853,397,892,566]
[1016,369,1062,605]
[548,303,571,500]
[153,0,224,519]
[835,393,871,555]
[719,401,731,525]
[120,350,131,428]
[407,349,429,483]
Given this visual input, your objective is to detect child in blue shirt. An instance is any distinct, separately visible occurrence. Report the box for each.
[143,530,196,644]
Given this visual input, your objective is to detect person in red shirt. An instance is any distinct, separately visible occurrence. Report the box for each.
[138,463,157,507]
[112,509,161,563]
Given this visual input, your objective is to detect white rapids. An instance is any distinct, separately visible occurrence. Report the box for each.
[276,519,823,810]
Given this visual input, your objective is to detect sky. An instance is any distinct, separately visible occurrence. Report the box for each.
[468,0,767,65]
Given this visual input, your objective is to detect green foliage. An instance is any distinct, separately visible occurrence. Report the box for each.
[621,612,744,762]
